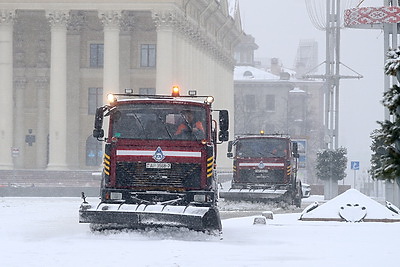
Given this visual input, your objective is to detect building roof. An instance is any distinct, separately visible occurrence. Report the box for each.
[234,66,280,81]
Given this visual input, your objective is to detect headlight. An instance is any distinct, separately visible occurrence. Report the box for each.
[205,96,214,104]
[110,192,122,200]
[107,93,117,104]
[193,194,206,202]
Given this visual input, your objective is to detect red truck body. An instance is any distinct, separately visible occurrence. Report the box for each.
[220,134,302,207]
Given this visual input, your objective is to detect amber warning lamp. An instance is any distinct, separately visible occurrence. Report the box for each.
[171,86,180,97]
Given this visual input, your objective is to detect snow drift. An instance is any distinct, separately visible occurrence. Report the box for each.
[299,189,400,222]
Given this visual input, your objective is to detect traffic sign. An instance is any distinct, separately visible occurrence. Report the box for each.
[351,161,360,170]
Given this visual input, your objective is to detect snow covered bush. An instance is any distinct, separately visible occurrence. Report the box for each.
[315,148,347,181]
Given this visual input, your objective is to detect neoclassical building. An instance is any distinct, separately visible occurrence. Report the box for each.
[0,0,243,171]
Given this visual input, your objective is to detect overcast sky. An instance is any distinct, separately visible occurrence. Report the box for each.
[238,0,385,182]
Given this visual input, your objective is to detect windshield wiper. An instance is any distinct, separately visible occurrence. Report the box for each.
[130,112,148,138]
[157,115,173,139]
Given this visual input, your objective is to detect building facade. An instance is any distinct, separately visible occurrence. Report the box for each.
[0,0,243,171]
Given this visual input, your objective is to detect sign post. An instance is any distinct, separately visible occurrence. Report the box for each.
[351,161,360,189]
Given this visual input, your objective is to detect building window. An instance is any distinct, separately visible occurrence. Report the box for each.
[244,94,256,112]
[234,51,240,63]
[243,71,254,78]
[86,135,103,166]
[88,87,103,115]
[90,44,104,68]
[140,44,156,67]
[265,95,275,112]
[139,88,156,95]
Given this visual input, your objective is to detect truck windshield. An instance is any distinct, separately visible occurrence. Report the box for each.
[111,103,207,141]
[236,138,287,158]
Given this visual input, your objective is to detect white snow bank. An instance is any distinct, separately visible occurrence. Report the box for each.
[299,189,400,222]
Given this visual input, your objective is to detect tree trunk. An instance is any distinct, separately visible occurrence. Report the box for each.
[324,178,338,200]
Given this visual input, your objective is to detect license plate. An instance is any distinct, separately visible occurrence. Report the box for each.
[146,162,171,169]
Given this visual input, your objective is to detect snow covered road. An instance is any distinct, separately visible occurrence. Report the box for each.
[1,197,399,267]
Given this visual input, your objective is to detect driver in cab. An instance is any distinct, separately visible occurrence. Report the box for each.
[175,110,205,137]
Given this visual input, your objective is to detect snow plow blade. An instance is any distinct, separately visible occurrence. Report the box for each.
[79,202,221,232]
[219,188,288,202]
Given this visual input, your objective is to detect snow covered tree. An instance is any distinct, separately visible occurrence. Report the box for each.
[384,47,400,77]
[315,148,347,181]
[370,123,400,181]
[370,48,400,182]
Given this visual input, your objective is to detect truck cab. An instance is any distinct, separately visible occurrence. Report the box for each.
[80,88,229,233]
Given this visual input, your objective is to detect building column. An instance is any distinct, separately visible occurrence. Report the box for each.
[0,10,15,170]
[153,10,176,94]
[14,77,27,169]
[35,76,49,169]
[67,11,85,169]
[120,12,134,91]
[46,10,69,170]
[99,10,121,95]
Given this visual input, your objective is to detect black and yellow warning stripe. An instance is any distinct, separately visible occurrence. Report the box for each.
[103,153,111,176]
[287,165,291,176]
[207,156,214,178]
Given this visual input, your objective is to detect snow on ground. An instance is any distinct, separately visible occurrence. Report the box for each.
[1,197,400,267]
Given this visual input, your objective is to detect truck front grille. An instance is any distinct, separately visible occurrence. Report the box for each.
[238,169,285,184]
[115,162,201,189]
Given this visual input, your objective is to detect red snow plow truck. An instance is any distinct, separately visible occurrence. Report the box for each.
[79,87,229,233]
[219,133,302,207]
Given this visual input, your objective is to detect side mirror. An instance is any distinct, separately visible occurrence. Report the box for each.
[292,142,299,158]
[227,140,233,153]
[227,141,233,158]
[93,128,104,139]
[218,110,229,142]
[93,107,105,139]
[219,130,229,142]
[219,110,229,132]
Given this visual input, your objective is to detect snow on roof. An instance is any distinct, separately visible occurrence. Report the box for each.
[234,66,280,81]
[299,189,400,222]
[289,87,306,93]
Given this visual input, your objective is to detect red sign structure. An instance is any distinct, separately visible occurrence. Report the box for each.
[344,6,400,29]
